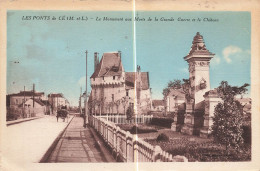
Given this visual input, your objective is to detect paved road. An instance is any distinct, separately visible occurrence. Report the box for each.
[47,116,107,162]
[2,115,73,166]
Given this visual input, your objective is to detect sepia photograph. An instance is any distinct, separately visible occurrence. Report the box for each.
[0,1,259,170]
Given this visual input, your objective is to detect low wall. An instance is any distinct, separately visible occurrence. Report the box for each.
[89,115,188,162]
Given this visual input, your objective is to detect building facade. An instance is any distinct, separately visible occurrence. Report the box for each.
[165,89,185,113]
[7,91,45,108]
[152,100,165,112]
[89,51,151,115]
[48,93,70,113]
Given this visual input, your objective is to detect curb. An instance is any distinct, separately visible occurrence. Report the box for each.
[39,115,75,163]
[88,126,116,162]
[7,116,44,126]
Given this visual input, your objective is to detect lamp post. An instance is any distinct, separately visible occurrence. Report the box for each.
[83,50,88,128]
[79,87,82,116]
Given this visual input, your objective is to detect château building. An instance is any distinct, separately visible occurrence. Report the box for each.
[89,51,151,115]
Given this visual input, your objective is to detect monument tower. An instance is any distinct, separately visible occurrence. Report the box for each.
[181,32,215,135]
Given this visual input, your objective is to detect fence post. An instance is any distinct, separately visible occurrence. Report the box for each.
[133,141,138,163]
[152,145,162,162]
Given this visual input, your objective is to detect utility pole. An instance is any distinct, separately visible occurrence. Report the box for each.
[23,86,25,118]
[56,96,58,111]
[84,50,88,128]
[79,87,82,115]
[33,83,35,108]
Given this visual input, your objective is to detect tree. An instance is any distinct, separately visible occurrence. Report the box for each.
[162,79,182,97]
[115,99,121,114]
[126,103,134,121]
[121,96,131,115]
[212,81,249,151]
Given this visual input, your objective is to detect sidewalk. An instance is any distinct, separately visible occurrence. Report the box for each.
[6,116,44,126]
[47,116,113,162]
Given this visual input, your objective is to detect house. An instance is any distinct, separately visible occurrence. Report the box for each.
[48,93,70,112]
[89,51,151,115]
[165,88,185,113]
[7,91,45,108]
[18,98,46,117]
[152,100,165,111]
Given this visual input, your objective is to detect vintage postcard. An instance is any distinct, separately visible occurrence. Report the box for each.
[0,0,259,171]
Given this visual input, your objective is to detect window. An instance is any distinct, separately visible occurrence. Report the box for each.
[112,94,114,102]
[126,90,129,96]
[102,76,104,80]
[113,76,115,80]
[93,78,95,81]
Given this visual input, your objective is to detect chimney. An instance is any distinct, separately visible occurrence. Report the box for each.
[94,52,99,71]
[118,51,121,59]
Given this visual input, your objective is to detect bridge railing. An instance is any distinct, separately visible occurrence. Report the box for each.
[89,115,188,162]
[93,114,153,124]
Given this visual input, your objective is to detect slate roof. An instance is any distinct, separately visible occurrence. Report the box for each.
[152,100,164,107]
[18,98,45,107]
[9,91,44,97]
[91,52,123,78]
[125,72,150,90]
[48,93,63,98]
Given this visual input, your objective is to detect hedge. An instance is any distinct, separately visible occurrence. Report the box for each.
[150,117,174,128]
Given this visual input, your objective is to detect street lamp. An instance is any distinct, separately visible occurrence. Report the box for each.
[84,50,88,128]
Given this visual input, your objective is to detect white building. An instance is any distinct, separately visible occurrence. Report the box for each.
[89,51,151,115]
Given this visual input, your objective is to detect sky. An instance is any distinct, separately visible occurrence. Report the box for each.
[7,11,251,106]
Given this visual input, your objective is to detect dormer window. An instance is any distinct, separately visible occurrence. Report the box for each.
[111,66,118,72]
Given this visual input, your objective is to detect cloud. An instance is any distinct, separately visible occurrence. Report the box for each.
[222,45,250,64]
[211,55,221,65]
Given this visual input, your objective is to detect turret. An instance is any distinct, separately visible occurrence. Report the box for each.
[94,52,99,71]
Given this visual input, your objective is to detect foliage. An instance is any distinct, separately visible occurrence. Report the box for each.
[129,125,157,134]
[6,113,20,121]
[156,133,169,142]
[126,105,134,121]
[150,117,174,128]
[6,107,23,121]
[242,125,251,144]
[212,81,250,151]
[146,137,251,161]
[162,79,182,97]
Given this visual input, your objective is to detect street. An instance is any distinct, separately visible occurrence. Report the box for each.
[2,115,73,166]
